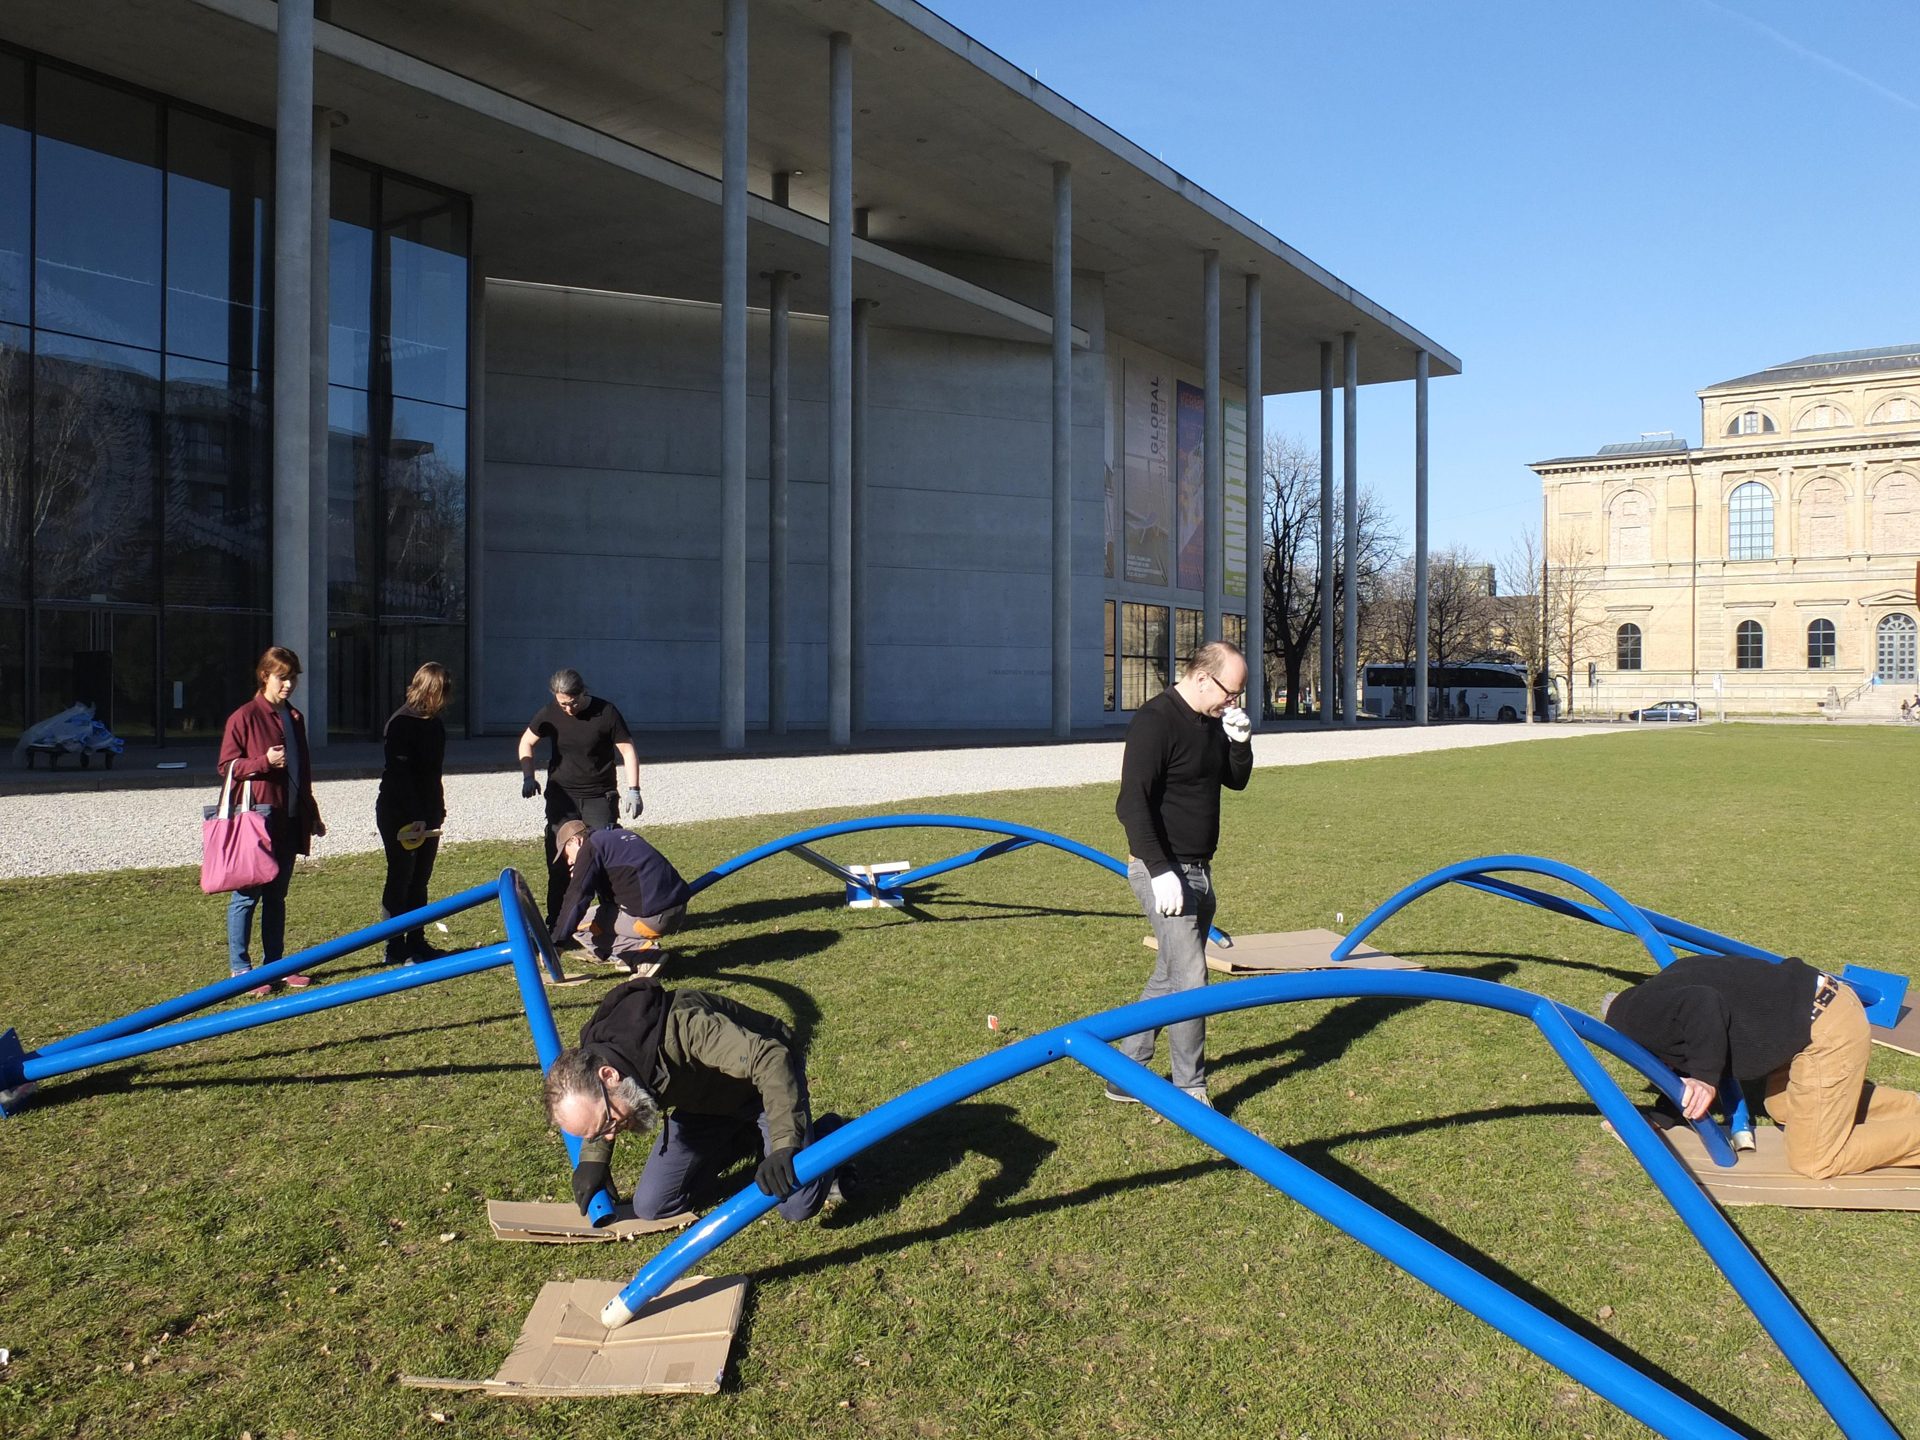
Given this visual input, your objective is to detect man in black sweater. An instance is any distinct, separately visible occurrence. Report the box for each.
[551,820,692,974]
[1111,639,1254,1107]
[1606,954,1920,1178]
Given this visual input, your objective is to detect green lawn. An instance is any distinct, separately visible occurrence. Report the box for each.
[2,725,1917,1439]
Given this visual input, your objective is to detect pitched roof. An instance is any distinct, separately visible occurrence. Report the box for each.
[1704,344,1920,392]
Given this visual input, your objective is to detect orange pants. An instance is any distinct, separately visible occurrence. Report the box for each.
[1762,986,1920,1178]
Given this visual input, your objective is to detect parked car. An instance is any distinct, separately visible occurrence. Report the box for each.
[1626,699,1700,723]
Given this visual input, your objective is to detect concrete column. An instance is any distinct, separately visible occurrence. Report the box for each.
[1202,249,1222,641]
[271,0,314,678]
[851,296,873,732]
[767,269,791,735]
[305,107,333,746]
[1317,340,1334,723]
[1243,272,1263,721]
[771,170,790,207]
[826,31,852,746]
[1413,350,1430,727]
[466,263,487,736]
[718,0,748,750]
[1341,330,1359,728]
[1050,161,1072,738]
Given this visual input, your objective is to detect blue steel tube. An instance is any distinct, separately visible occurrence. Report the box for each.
[37,879,503,1058]
[1534,1002,1898,1440]
[21,943,514,1084]
[1331,855,1677,969]
[497,870,614,1226]
[883,837,1035,890]
[605,972,1726,1312]
[1456,875,1783,966]
[1064,1038,1749,1440]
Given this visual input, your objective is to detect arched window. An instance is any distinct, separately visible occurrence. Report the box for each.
[1797,478,1846,556]
[1607,490,1651,564]
[1615,623,1642,671]
[1736,620,1765,670]
[1806,618,1836,670]
[1879,614,1918,683]
[1870,473,1920,552]
[1727,482,1774,560]
[1870,396,1920,426]
[1795,402,1851,431]
[1725,409,1776,436]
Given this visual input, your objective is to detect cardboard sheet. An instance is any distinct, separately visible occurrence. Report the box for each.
[486,1200,695,1244]
[1870,1005,1920,1057]
[1144,927,1423,975]
[402,1274,747,1396]
[1651,1117,1920,1210]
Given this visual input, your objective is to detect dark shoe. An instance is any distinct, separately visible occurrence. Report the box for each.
[824,1161,861,1209]
[409,940,452,961]
[1103,1085,1141,1104]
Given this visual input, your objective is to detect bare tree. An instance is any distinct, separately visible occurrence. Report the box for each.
[1545,528,1608,715]
[1259,434,1402,717]
[1497,528,1550,720]
[1366,548,1496,716]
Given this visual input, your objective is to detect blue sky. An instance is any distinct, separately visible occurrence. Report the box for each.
[931,0,1920,562]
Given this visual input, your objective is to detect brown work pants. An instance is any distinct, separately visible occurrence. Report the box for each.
[1762,986,1920,1178]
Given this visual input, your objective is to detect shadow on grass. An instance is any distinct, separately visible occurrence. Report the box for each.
[1396,947,1659,984]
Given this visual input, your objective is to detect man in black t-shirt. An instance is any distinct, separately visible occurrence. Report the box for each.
[517,667,642,926]
[1606,954,1920,1179]
[1111,639,1254,1108]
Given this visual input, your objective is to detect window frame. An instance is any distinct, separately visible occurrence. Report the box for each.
[1615,622,1642,672]
[1736,619,1765,671]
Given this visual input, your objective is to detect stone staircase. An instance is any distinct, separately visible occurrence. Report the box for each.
[1822,681,1919,722]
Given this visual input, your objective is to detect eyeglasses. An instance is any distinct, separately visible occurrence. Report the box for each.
[592,1074,619,1139]
[1199,671,1242,702]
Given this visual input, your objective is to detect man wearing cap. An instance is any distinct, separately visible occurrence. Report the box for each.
[1605,953,1920,1179]
[544,978,848,1223]
[550,819,691,974]
[516,667,643,927]
[1110,639,1254,1108]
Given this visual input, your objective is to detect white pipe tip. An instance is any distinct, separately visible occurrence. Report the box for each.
[600,1296,636,1329]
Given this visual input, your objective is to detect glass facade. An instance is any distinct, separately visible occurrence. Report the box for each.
[0,45,470,739]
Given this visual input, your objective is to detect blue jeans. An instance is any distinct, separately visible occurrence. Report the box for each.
[226,817,298,975]
[629,1107,845,1223]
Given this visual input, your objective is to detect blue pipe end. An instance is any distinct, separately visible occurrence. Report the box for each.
[586,1189,616,1227]
[0,1028,26,1115]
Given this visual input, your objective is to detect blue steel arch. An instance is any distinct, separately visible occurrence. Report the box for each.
[686,813,1230,946]
[598,973,1896,1439]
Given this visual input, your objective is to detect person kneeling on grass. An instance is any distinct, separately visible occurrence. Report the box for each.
[544,978,850,1222]
[1604,953,1920,1179]
[549,819,691,975]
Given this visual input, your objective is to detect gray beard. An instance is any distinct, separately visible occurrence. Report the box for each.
[612,1074,660,1135]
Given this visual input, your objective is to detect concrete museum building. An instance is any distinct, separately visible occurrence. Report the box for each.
[1533,345,1920,718]
[0,0,1456,748]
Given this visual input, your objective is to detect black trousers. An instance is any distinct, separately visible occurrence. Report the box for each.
[542,786,619,926]
[377,807,441,957]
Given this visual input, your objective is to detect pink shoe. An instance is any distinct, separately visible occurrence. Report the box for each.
[246,982,274,999]
[282,973,312,989]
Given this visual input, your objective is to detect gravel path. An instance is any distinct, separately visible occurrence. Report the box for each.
[0,723,1633,879]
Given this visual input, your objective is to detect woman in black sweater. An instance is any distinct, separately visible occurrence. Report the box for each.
[377,662,451,963]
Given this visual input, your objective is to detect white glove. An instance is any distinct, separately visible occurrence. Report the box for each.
[1221,704,1251,743]
[1150,870,1185,917]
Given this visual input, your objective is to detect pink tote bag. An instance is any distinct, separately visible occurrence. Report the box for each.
[200,762,279,894]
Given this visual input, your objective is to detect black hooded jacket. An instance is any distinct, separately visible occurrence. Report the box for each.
[1606,954,1822,1085]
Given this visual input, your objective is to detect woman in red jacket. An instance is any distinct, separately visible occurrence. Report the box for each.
[217,646,327,996]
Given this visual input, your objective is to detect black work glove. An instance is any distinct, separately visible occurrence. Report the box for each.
[572,1158,613,1215]
[522,775,540,799]
[754,1146,799,1199]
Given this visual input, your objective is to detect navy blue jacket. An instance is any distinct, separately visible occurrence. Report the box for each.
[551,827,691,944]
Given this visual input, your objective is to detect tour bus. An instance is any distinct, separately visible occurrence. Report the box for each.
[1360,662,1544,722]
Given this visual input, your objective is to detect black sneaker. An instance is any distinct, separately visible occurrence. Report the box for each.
[1103,1086,1141,1104]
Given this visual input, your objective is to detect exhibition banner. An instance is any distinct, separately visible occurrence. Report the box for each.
[1225,398,1248,600]
[1175,381,1205,591]
[1123,361,1171,586]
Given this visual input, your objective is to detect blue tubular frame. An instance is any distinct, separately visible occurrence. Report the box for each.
[685,812,1230,945]
[1330,854,1773,1145]
[600,973,1896,1440]
[0,868,613,1223]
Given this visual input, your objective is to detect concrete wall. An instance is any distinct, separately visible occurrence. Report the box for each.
[481,279,1109,733]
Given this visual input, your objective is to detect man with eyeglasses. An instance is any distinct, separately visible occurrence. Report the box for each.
[516,667,643,927]
[1110,639,1254,1108]
[543,978,849,1224]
